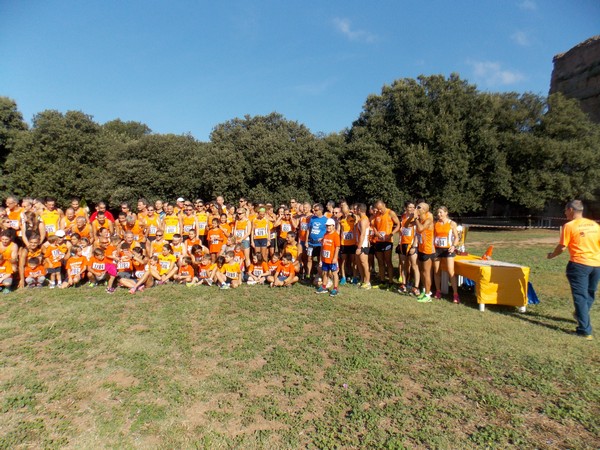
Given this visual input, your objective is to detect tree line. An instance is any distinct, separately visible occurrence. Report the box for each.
[1,74,599,215]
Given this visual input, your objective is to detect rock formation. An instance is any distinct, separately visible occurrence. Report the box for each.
[550,35,600,123]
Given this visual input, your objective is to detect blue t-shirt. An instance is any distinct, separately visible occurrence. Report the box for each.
[307,215,328,246]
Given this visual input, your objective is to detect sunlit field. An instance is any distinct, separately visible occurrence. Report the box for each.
[1,230,598,448]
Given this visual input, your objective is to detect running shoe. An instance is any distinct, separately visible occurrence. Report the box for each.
[417,293,432,303]
[339,277,346,285]
[360,283,372,290]
[352,277,360,285]
[453,294,460,304]
[106,287,115,294]
[329,289,339,297]
[398,284,407,294]
[315,286,329,294]
[434,290,442,299]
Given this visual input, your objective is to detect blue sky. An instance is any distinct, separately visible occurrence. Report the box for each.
[1,0,598,141]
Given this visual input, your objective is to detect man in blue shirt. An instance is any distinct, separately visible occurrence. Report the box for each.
[304,203,328,282]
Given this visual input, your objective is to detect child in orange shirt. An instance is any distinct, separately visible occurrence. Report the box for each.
[194,254,215,286]
[61,246,87,288]
[271,252,298,287]
[206,218,228,262]
[247,253,269,285]
[267,252,281,278]
[174,256,195,284]
[216,251,242,289]
[24,257,46,288]
[316,219,341,297]
[44,233,68,288]
[87,248,117,289]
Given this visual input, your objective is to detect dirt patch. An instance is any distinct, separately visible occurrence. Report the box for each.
[468,236,558,248]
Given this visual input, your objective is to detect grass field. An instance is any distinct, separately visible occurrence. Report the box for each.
[1,230,599,449]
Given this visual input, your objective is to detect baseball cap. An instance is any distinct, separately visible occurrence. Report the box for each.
[326,218,336,226]
[177,197,185,202]
[55,230,66,237]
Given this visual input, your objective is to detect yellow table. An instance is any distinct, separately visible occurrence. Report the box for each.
[454,255,530,312]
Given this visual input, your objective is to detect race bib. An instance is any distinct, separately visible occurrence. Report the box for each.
[135,270,145,279]
[434,237,449,248]
[235,229,245,238]
[253,269,264,276]
[226,271,237,279]
[45,224,56,233]
[270,231,277,239]
[343,231,353,240]
[379,231,386,239]
[306,246,313,257]
[9,220,18,228]
[198,222,207,230]
[160,261,170,270]
[92,262,105,271]
[70,267,81,275]
[254,227,267,236]
[322,250,331,259]
[199,269,208,278]
[166,226,177,234]
[117,261,130,270]
[211,238,220,245]
[149,225,157,234]
[184,225,193,233]
[401,227,412,236]
[300,223,308,231]
[281,223,292,232]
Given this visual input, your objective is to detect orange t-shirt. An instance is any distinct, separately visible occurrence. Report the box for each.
[25,264,46,278]
[560,217,600,266]
[65,256,87,276]
[248,262,269,277]
[276,262,295,278]
[197,262,214,279]
[44,244,68,269]
[207,228,227,254]
[268,260,280,275]
[178,264,194,278]
[88,256,109,274]
[321,231,340,264]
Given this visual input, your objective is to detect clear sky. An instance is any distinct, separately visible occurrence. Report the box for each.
[1,0,598,141]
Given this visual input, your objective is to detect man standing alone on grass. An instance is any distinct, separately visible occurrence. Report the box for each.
[547,200,600,340]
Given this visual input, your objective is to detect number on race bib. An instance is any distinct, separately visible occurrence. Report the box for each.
[70,267,81,275]
[149,226,157,234]
[166,226,177,234]
[343,232,353,240]
[282,223,292,232]
[46,224,56,233]
[254,227,267,236]
[322,250,331,259]
[235,229,245,238]
[198,222,206,230]
[92,263,105,271]
[434,237,448,248]
[401,227,412,236]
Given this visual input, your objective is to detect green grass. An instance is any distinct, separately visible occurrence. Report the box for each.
[0,230,598,448]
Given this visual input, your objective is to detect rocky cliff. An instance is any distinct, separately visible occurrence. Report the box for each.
[550,35,600,123]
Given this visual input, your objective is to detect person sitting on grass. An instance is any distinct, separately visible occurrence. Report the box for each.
[316,218,341,297]
[0,252,14,293]
[267,252,281,278]
[61,246,87,288]
[129,255,159,294]
[24,256,46,288]
[270,252,298,287]
[193,254,215,286]
[215,251,242,289]
[123,247,150,293]
[247,253,269,285]
[87,247,115,288]
[155,243,178,284]
[174,256,194,284]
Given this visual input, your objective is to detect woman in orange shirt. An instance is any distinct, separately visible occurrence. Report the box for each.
[415,203,435,302]
[433,206,460,303]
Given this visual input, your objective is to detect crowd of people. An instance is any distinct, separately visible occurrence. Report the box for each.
[0,195,463,302]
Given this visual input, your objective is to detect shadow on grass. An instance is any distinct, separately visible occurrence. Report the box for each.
[506,311,575,335]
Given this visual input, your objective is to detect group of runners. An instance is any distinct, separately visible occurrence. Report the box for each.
[0,195,462,302]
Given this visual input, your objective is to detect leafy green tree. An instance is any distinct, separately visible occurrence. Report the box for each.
[207,113,348,205]
[3,110,107,207]
[0,97,28,196]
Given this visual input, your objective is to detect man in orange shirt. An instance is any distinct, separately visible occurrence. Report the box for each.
[548,200,600,340]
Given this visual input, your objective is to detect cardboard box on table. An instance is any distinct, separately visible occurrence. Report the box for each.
[454,255,530,312]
